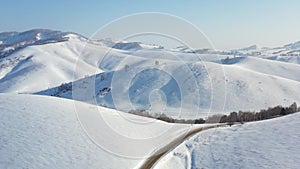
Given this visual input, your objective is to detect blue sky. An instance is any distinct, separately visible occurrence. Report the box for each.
[1,0,300,49]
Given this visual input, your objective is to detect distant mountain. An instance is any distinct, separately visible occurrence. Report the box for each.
[110,41,163,50]
[239,44,260,51]
[284,41,300,49]
[112,42,142,50]
[0,29,87,58]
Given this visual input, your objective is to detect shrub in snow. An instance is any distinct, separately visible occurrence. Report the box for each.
[58,83,72,92]
[124,65,129,71]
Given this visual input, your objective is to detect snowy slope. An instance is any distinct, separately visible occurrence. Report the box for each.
[1,29,300,168]
[0,43,96,93]
[223,56,300,82]
[0,31,131,93]
[37,59,214,118]
[154,112,300,169]
[0,29,84,58]
[0,94,203,169]
[38,56,300,118]
[236,43,300,64]
[1,29,299,117]
[205,41,300,64]
[0,30,165,93]
[0,30,101,93]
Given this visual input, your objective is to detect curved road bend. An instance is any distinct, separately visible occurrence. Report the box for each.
[140,123,228,169]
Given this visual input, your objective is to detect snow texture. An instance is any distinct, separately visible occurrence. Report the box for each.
[154,113,300,169]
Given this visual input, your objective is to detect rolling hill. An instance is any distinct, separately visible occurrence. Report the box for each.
[0,29,299,118]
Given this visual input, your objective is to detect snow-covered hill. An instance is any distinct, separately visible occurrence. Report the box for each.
[1,29,300,168]
[231,42,300,64]
[1,29,300,117]
[0,93,201,169]
[153,112,300,169]
[0,30,102,93]
[0,30,166,93]
[37,55,300,118]
[0,29,87,58]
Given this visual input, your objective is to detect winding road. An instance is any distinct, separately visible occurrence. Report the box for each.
[139,123,228,169]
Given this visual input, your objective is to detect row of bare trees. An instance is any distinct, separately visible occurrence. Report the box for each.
[128,102,299,124]
[211,102,298,124]
[127,109,205,124]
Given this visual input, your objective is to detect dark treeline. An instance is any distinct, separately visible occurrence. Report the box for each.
[212,102,298,124]
[128,102,299,124]
[128,109,200,123]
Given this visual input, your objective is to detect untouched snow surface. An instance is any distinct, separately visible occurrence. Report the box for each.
[0,94,205,169]
[154,113,300,169]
